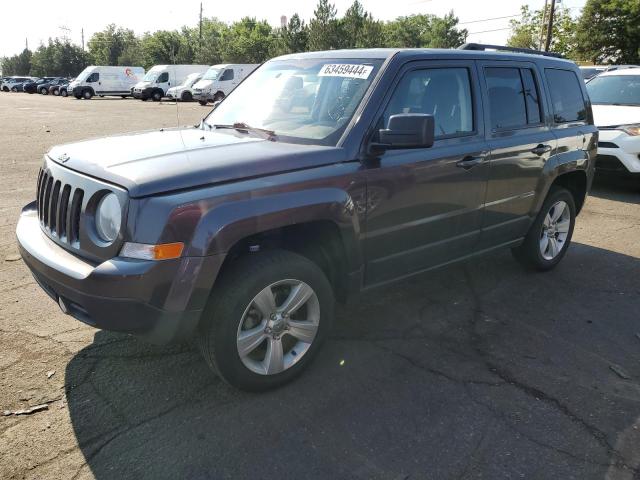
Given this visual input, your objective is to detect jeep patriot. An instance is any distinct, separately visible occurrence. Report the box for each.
[16,45,598,390]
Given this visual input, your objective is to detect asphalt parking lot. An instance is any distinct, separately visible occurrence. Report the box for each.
[1,92,639,480]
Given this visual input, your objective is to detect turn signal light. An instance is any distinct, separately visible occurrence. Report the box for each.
[120,242,184,260]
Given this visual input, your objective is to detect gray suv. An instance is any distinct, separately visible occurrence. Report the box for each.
[16,45,597,390]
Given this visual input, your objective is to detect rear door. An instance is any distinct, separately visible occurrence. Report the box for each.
[363,60,490,286]
[477,60,557,249]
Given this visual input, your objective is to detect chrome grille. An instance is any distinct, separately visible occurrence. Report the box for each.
[36,168,84,246]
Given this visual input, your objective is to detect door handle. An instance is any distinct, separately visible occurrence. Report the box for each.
[531,144,552,155]
[456,155,485,170]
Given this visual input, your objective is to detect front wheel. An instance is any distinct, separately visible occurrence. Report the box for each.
[61,90,68,97]
[82,89,93,100]
[512,186,576,271]
[40,87,48,95]
[152,90,162,101]
[198,100,207,106]
[181,91,192,102]
[197,250,334,391]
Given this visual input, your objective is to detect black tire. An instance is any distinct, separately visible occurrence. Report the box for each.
[53,89,59,96]
[213,92,225,102]
[74,94,81,99]
[82,89,93,100]
[512,186,576,271]
[198,100,207,106]
[61,90,68,97]
[152,90,162,101]
[121,95,127,99]
[40,87,48,95]
[197,249,334,391]
[11,87,17,92]
[181,91,192,102]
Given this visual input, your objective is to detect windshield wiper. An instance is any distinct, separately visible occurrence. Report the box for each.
[212,122,277,140]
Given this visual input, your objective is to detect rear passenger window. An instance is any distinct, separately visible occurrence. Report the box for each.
[545,69,586,123]
[485,67,542,131]
[382,67,474,138]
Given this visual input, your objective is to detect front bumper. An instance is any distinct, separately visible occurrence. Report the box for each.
[597,129,640,173]
[16,203,222,344]
[133,87,153,99]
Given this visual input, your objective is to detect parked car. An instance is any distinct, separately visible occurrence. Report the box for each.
[2,76,34,92]
[586,68,640,176]
[16,45,597,391]
[580,66,608,81]
[23,77,56,94]
[132,65,209,101]
[166,72,204,101]
[37,77,67,94]
[51,79,73,97]
[1,76,32,92]
[192,64,259,105]
[68,66,144,99]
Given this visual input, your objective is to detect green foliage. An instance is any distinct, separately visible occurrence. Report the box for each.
[1,48,33,76]
[308,0,341,50]
[87,24,139,66]
[194,18,227,65]
[273,14,309,56]
[576,0,640,64]
[384,12,467,48]
[220,17,274,63]
[507,5,579,58]
[30,39,89,76]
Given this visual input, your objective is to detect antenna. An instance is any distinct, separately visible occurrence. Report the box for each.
[59,25,71,42]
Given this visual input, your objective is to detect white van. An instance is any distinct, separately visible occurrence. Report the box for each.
[132,65,210,101]
[192,64,259,105]
[68,66,144,100]
[166,72,204,102]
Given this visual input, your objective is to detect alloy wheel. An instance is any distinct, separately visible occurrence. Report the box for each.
[236,279,320,376]
[540,200,571,260]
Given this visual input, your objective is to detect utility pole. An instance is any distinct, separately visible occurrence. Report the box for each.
[199,2,203,48]
[81,28,85,51]
[25,38,29,51]
[538,0,549,50]
[544,0,556,52]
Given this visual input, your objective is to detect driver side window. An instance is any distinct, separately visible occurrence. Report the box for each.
[87,72,99,83]
[220,69,234,81]
[157,72,169,83]
[381,67,474,139]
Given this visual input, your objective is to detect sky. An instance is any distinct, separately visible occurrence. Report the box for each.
[0,0,587,58]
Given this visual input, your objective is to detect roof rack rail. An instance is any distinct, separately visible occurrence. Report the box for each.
[458,43,564,59]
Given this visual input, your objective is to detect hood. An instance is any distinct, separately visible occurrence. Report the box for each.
[193,80,212,90]
[48,128,345,197]
[592,104,640,127]
[134,81,152,89]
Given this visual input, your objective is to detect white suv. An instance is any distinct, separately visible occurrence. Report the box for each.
[586,68,640,176]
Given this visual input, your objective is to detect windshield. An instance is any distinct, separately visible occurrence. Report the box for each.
[202,68,222,81]
[587,75,640,105]
[75,67,93,82]
[180,73,201,87]
[204,58,383,145]
[143,70,161,82]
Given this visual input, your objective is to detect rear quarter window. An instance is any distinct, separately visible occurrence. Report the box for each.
[545,69,587,123]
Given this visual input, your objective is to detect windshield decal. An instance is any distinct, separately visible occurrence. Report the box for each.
[318,64,373,79]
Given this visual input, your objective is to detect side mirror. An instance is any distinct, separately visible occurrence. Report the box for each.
[378,114,435,149]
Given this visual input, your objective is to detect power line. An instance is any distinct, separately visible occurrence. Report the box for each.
[458,14,520,25]
[467,27,512,35]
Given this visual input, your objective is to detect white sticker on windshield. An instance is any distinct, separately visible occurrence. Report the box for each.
[318,64,374,79]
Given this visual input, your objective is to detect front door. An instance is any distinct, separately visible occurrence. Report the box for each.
[363,61,490,286]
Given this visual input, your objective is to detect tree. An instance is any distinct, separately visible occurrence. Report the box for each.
[194,18,227,65]
[507,5,579,58]
[1,48,32,76]
[274,14,309,55]
[308,0,341,51]
[88,24,139,66]
[220,18,274,63]
[28,40,88,76]
[339,0,384,48]
[141,29,195,68]
[576,0,640,64]
[384,12,466,48]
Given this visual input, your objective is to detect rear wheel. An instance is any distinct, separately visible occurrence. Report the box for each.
[512,186,576,271]
[197,250,334,391]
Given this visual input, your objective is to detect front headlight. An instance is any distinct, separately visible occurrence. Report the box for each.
[95,193,121,243]
[619,124,640,136]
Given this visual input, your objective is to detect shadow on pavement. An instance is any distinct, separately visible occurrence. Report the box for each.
[65,243,640,479]
[590,174,640,204]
